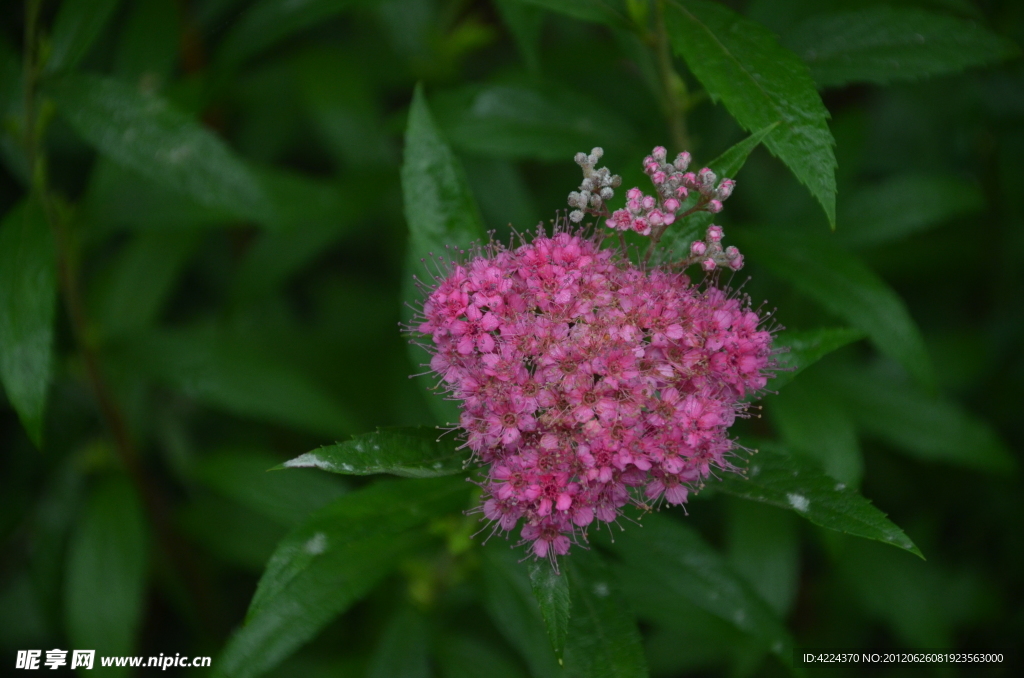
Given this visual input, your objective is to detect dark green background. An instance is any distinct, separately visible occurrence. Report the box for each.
[1,1,1021,676]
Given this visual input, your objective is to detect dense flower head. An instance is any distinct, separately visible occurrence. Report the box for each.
[413,220,777,561]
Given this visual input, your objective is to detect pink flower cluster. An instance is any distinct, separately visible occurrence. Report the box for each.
[415,225,776,560]
[606,146,736,236]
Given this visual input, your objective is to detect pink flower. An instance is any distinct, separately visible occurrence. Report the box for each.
[411,213,776,562]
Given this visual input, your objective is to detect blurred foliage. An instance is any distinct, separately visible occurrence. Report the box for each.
[1,0,1022,676]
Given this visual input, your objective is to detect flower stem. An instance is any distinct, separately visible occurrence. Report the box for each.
[654,0,690,153]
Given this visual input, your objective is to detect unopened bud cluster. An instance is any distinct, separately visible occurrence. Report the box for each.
[567,148,622,224]
[688,225,745,272]
[602,146,736,243]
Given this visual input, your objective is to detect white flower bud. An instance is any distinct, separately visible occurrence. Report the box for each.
[569,210,584,223]
[600,187,614,200]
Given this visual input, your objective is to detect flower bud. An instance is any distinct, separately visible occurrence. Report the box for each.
[652,171,667,185]
[663,198,680,212]
[674,151,691,171]
[716,178,735,200]
[600,187,614,200]
[702,258,717,271]
[652,146,668,162]
[569,210,584,223]
[728,253,745,270]
[707,200,723,213]
[690,241,707,256]
[707,225,724,242]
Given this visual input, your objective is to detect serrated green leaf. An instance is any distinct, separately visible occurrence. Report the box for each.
[837,174,984,248]
[770,327,865,392]
[528,561,571,662]
[738,228,933,389]
[119,325,357,438]
[605,513,793,664]
[216,0,361,72]
[65,476,148,672]
[47,73,271,222]
[401,83,486,299]
[0,200,57,448]
[562,550,647,678]
[831,364,1015,473]
[706,122,781,179]
[433,84,637,161]
[782,7,1021,89]
[666,0,837,226]
[194,449,348,526]
[281,427,470,478]
[660,123,779,259]
[401,84,486,425]
[214,476,468,678]
[718,441,922,557]
[515,0,631,28]
[482,544,564,678]
[45,0,122,73]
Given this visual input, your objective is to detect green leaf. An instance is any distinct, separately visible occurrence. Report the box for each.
[45,0,122,73]
[770,327,865,392]
[482,544,564,678]
[178,495,286,572]
[0,200,57,447]
[281,427,470,478]
[562,550,647,678]
[660,123,779,258]
[666,0,837,226]
[495,0,545,73]
[837,174,984,248]
[726,501,799,617]
[65,476,148,671]
[216,0,361,72]
[400,83,497,254]
[401,84,486,425]
[737,228,934,389]
[718,441,922,557]
[528,562,571,663]
[433,84,637,161]
[120,325,358,438]
[47,73,271,222]
[706,122,781,179]
[193,449,348,526]
[89,229,201,340]
[113,0,179,82]
[436,634,530,678]
[782,7,1021,89]
[366,608,431,678]
[515,0,631,28]
[831,364,1016,473]
[769,375,863,486]
[605,513,793,665]
[214,476,469,678]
